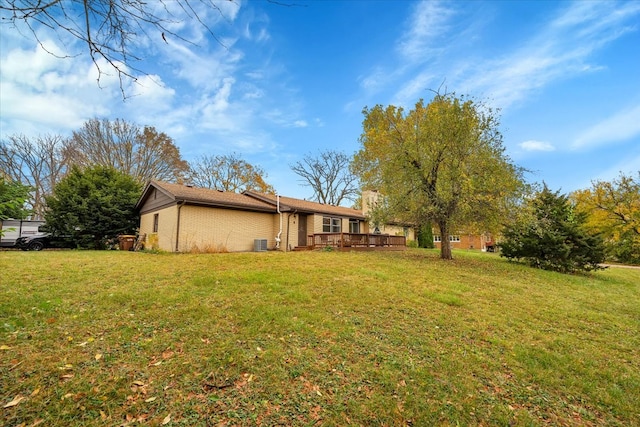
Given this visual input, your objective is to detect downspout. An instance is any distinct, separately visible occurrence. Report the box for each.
[175,200,186,252]
[275,195,282,249]
[286,210,298,252]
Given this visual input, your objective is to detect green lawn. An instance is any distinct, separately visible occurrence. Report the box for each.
[1,249,639,426]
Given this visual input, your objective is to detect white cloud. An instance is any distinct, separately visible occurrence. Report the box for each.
[573,104,640,150]
[397,1,457,62]
[460,1,640,109]
[519,140,556,152]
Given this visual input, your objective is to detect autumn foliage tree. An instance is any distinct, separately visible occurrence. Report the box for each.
[189,153,275,193]
[353,93,525,259]
[67,118,189,185]
[572,172,640,264]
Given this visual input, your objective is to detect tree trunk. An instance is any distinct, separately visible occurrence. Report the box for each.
[438,219,453,260]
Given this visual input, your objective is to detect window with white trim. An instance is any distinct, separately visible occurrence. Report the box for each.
[323,216,341,233]
[434,235,460,242]
[349,219,360,233]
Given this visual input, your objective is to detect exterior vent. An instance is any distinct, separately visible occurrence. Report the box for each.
[254,239,268,252]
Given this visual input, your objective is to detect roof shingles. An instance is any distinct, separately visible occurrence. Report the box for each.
[143,181,364,218]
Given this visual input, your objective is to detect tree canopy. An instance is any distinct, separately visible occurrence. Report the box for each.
[290,150,360,206]
[44,165,141,249]
[353,93,525,259]
[189,153,275,194]
[68,118,189,185]
[572,172,640,264]
[500,185,606,273]
[0,134,70,219]
[0,177,32,221]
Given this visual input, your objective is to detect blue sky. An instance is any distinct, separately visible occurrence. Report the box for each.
[1,0,639,202]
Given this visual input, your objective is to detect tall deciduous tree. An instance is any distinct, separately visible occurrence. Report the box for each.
[353,93,525,260]
[572,172,640,264]
[67,118,189,185]
[0,0,235,94]
[0,134,70,219]
[500,185,605,273]
[45,165,141,249]
[189,153,275,193]
[290,150,360,206]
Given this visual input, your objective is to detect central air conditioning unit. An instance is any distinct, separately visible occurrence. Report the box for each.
[254,239,268,252]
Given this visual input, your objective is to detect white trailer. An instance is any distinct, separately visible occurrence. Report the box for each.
[0,220,46,247]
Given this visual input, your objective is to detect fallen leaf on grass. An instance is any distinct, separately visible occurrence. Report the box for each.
[95,353,103,361]
[3,395,24,408]
[162,413,171,425]
[30,388,40,397]
[145,397,157,402]
[0,344,11,350]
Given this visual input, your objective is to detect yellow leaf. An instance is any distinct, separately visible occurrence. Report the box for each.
[133,380,145,386]
[3,395,24,408]
[0,345,11,350]
[95,353,103,361]
[145,397,157,402]
[162,413,171,425]
[30,388,40,397]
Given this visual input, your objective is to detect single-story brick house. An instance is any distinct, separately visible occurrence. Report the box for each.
[433,233,495,251]
[136,181,370,252]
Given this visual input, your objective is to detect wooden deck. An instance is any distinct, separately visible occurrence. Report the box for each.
[306,233,406,251]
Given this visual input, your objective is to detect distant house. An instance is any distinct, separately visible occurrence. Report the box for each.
[361,189,494,251]
[136,181,377,252]
[433,233,495,251]
[361,190,417,240]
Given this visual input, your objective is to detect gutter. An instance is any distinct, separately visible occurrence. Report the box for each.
[175,200,186,252]
[275,195,282,249]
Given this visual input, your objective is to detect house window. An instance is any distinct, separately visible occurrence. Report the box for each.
[323,216,341,233]
[434,235,460,242]
[153,213,159,233]
[349,219,360,233]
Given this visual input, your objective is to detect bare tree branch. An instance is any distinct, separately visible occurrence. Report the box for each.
[1,0,235,97]
[290,150,360,206]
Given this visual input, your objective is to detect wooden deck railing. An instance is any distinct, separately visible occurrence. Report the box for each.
[307,233,406,250]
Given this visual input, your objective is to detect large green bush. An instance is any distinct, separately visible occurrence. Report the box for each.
[44,165,141,249]
[500,185,605,273]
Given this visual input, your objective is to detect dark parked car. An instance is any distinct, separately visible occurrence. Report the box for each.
[14,233,75,251]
